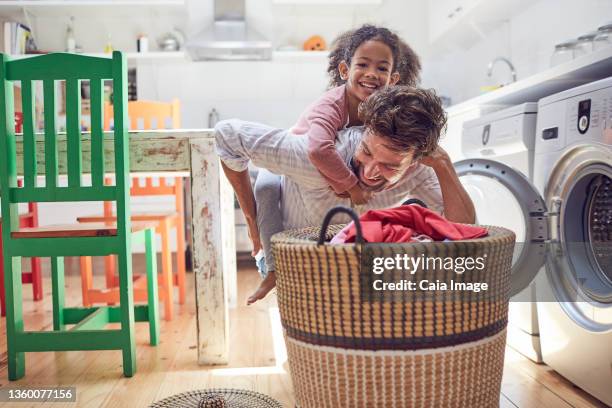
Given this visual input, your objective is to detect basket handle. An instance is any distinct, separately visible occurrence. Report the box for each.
[402,198,428,208]
[317,206,364,245]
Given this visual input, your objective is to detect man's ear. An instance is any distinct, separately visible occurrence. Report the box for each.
[338,61,350,81]
[390,72,400,85]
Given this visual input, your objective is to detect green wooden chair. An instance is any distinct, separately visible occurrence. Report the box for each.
[0,51,160,380]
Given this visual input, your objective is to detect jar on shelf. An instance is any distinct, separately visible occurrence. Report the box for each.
[593,22,612,51]
[574,32,597,58]
[550,40,577,67]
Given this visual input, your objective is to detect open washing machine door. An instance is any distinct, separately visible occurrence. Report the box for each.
[543,144,612,329]
[536,144,612,406]
[455,158,548,297]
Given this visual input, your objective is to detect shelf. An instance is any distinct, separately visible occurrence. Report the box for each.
[447,46,612,115]
[125,51,185,60]
[0,0,184,7]
[428,0,533,53]
[10,50,330,62]
[273,0,380,4]
[272,50,329,60]
[11,51,186,61]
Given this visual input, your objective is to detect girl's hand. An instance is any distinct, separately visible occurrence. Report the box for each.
[347,183,374,205]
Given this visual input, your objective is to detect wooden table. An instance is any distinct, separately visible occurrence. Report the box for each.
[13,129,236,365]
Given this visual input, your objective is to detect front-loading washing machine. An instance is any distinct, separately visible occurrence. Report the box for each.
[532,76,612,406]
[456,103,544,363]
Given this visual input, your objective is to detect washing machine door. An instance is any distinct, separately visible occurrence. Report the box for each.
[455,159,547,296]
[544,143,612,330]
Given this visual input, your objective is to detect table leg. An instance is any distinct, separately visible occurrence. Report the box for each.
[190,138,236,365]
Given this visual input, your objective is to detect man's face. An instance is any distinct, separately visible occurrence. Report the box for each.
[352,129,416,191]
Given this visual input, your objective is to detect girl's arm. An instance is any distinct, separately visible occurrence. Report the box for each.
[305,104,360,194]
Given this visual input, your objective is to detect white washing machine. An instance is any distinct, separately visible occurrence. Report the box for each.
[456,103,544,363]
[531,77,612,406]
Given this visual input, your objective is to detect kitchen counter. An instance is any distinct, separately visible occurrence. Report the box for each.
[447,47,612,115]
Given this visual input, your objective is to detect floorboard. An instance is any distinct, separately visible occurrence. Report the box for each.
[0,257,607,408]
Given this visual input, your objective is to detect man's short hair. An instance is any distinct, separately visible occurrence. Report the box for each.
[358,86,447,159]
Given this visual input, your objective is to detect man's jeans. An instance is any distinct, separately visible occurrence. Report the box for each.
[253,168,284,278]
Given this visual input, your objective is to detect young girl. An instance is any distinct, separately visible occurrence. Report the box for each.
[247,25,422,305]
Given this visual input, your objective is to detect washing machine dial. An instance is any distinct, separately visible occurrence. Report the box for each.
[577,99,591,134]
[578,115,589,132]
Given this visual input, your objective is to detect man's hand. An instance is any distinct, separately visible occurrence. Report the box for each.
[347,183,374,205]
[419,146,450,169]
[220,161,263,255]
[247,219,262,256]
[419,146,476,224]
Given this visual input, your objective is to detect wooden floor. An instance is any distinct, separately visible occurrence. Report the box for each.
[0,257,608,408]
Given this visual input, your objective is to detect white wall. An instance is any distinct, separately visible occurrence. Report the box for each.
[138,0,430,128]
[11,0,612,109]
[422,0,612,105]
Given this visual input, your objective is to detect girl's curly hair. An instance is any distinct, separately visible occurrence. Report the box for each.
[327,25,421,89]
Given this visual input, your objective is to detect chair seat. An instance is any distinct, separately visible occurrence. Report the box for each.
[11,221,157,238]
[77,211,179,223]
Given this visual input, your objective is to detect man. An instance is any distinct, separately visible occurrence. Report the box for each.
[215,86,475,304]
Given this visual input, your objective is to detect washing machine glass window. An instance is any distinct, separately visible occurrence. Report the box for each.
[587,175,612,283]
[553,163,612,309]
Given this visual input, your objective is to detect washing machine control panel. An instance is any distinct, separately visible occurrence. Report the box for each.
[577,99,591,134]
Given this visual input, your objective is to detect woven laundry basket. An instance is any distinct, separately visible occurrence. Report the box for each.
[272,206,515,408]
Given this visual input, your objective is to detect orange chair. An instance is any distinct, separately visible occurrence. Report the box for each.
[0,179,43,317]
[79,99,186,320]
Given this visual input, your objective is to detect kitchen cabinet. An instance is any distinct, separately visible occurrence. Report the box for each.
[428,0,477,45]
[428,0,532,51]
[272,0,381,4]
[0,0,186,57]
[0,0,185,18]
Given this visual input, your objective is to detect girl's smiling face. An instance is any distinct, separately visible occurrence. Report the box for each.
[339,40,400,103]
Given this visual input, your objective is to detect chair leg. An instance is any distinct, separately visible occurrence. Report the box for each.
[50,257,65,331]
[30,256,43,301]
[175,218,186,305]
[117,250,136,377]
[145,228,159,346]
[23,209,43,302]
[105,255,117,303]
[0,228,6,317]
[160,220,173,321]
[4,255,25,380]
[80,257,93,307]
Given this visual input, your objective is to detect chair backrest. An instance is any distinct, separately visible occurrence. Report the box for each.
[0,51,131,237]
[103,99,180,132]
[102,99,183,217]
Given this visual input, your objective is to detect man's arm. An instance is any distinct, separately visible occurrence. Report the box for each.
[421,147,476,224]
[220,161,261,255]
[214,119,329,253]
[215,119,327,190]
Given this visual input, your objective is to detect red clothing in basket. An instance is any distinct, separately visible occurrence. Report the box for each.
[333,205,488,243]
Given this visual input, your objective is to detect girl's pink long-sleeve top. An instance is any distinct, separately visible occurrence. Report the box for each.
[290,84,359,194]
